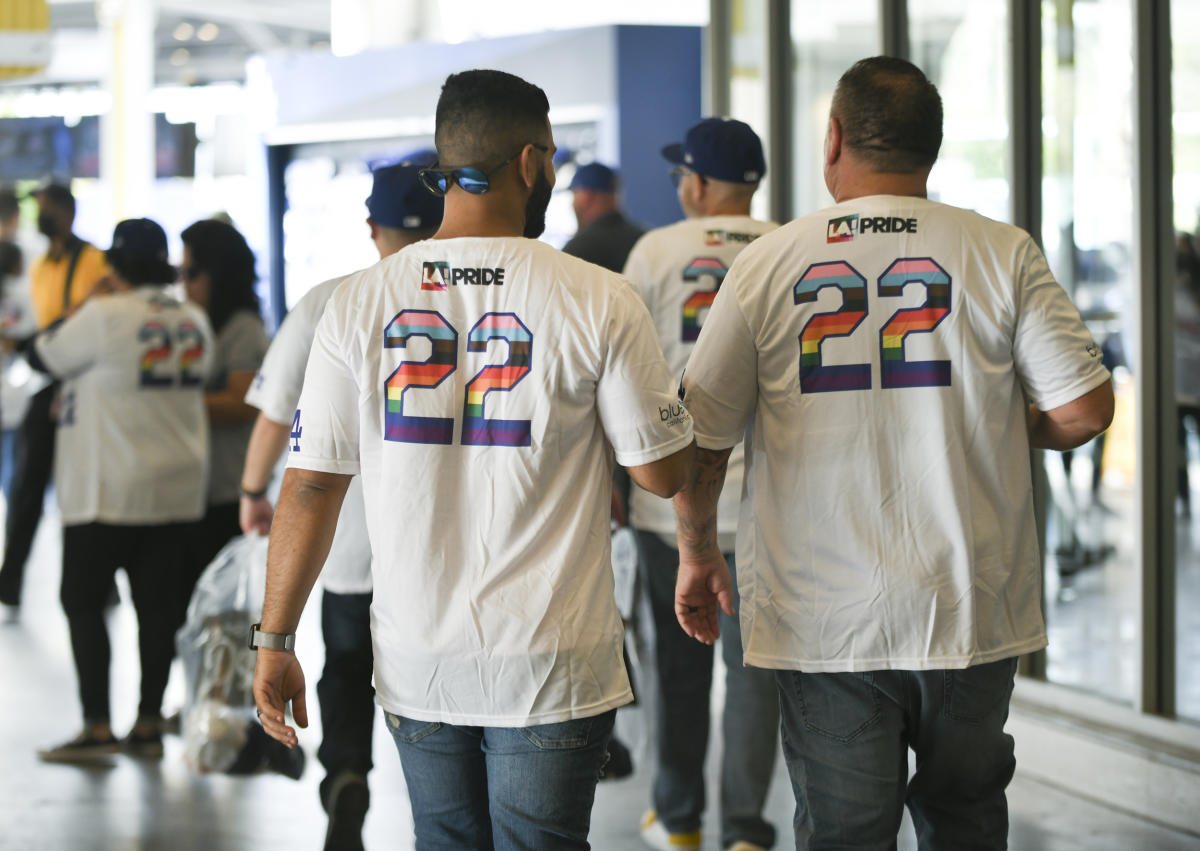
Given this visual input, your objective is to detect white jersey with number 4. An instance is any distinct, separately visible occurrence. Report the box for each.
[289,237,693,726]
[622,215,777,547]
[35,287,213,526]
[245,274,372,595]
[683,196,1111,673]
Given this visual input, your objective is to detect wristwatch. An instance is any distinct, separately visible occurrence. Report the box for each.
[248,622,295,651]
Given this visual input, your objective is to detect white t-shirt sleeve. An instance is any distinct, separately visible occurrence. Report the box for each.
[1011,237,1111,410]
[287,305,360,476]
[34,299,107,379]
[245,300,318,425]
[621,236,653,308]
[597,282,694,467]
[679,269,758,450]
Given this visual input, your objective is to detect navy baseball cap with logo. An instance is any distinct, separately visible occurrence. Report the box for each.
[569,162,619,192]
[107,218,176,283]
[366,149,444,231]
[661,118,766,184]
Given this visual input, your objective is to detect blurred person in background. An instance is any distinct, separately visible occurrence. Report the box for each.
[31,218,212,761]
[239,153,442,851]
[179,219,269,591]
[1177,232,1200,516]
[0,183,108,618]
[562,162,645,273]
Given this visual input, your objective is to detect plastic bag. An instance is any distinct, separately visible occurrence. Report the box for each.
[174,533,269,773]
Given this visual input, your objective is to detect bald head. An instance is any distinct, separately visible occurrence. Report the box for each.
[435,70,552,167]
[830,56,942,174]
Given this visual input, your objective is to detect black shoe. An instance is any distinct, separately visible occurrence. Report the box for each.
[123,728,164,759]
[600,736,634,781]
[324,772,369,851]
[38,730,121,762]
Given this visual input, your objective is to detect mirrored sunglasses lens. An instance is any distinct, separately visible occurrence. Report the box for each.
[419,170,448,196]
[456,169,490,195]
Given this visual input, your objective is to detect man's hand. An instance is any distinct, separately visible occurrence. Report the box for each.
[253,648,308,748]
[240,495,274,536]
[675,551,734,645]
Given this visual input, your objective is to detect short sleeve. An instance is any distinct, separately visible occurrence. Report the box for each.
[34,299,107,379]
[597,283,694,467]
[245,301,320,425]
[1011,237,1111,410]
[680,270,758,450]
[220,311,270,374]
[621,235,653,308]
[286,305,360,475]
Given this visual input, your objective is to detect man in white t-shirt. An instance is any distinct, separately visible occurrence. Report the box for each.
[31,218,213,762]
[622,118,780,851]
[252,69,695,848]
[673,57,1114,849]
[239,153,441,850]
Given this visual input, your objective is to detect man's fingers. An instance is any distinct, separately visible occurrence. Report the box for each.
[292,690,309,729]
[717,588,735,617]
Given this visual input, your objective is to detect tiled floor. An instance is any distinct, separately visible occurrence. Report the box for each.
[1,506,1197,849]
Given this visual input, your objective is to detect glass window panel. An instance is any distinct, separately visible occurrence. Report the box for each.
[730,0,771,220]
[789,2,879,218]
[1040,0,1136,706]
[910,0,1011,223]
[1172,0,1200,723]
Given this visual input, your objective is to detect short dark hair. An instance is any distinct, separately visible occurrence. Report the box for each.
[831,56,943,173]
[180,219,261,331]
[434,70,551,167]
[0,187,18,221]
[108,251,176,287]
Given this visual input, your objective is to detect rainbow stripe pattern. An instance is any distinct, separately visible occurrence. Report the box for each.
[877,258,951,388]
[383,309,457,444]
[681,257,728,341]
[462,312,532,446]
[793,261,870,393]
[178,321,206,386]
[138,321,172,387]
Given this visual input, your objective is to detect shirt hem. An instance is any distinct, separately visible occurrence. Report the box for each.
[286,455,361,476]
[613,429,694,468]
[1031,369,1111,413]
[375,690,633,728]
[742,635,1048,672]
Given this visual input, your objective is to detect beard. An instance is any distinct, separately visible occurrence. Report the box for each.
[523,168,552,239]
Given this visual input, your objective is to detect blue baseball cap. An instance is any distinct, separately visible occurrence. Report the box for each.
[107,218,176,283]
[661,118,766,184]
[366,150,444,230]
[569,163,619,192]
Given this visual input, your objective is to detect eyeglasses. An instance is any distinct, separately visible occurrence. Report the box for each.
[419,143,550,196]
[669,165,706,188]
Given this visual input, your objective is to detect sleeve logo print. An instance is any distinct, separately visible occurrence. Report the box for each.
[421,261,505,291]
[658,401,691,428]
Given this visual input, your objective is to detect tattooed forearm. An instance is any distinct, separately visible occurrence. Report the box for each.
[674,446,732,559]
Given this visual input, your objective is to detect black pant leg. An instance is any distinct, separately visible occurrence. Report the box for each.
[60,523,121,724]
[0,383,57,605]
[127,522,192,720]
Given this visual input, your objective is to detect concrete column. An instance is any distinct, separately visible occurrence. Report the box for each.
[98,0,155,219]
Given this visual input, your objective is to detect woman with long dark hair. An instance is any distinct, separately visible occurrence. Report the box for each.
[179,219,269,581]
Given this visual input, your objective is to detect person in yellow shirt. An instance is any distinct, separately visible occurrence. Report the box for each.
[0,184,108,617]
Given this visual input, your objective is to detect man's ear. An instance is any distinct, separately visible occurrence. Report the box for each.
[825,116,843,167]
[366,218,380,240]
[517,143,542,190]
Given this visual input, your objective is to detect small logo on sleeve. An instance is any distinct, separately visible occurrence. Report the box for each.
[658,401,691,428]
[420,261,505,290]
[1085,342,1101,359]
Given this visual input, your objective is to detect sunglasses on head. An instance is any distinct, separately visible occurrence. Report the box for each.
[669,165,706,188]
[419,143,550,196]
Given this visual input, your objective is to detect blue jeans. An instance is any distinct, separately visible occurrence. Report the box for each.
[776,658,1018,850]
[317,590,375,808]
[638,530,779,848]
[385,708,615,850]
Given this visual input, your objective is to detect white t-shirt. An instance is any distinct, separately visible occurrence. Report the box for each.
[245,274,372,595]
[683,195,1111,673]
[289,237,693,726]
[36,287,213,526]
[623,215,778,549]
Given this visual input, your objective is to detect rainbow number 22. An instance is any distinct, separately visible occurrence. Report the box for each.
[681,257,728,342]
[384,310,532,447]
[794,256,951,393]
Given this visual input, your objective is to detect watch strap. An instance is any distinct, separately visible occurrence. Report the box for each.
[248,622,295,651]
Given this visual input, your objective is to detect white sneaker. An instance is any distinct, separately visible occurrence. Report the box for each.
[640,809,701,850]
[727,842,768,851]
